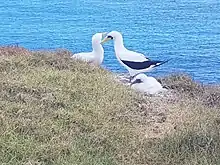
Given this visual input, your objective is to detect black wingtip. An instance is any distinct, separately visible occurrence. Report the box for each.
[120,59,171,70]
[155,59,171,66]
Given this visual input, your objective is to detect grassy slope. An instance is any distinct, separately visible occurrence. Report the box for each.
[0,47,220,165]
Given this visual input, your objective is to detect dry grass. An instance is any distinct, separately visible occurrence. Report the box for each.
[0,46,220,165]
[160,74,220,108]
[0,45,32,56]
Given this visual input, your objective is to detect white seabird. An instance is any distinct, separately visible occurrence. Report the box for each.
[72,32,106,65]
[101,31,169,80]
[130,73,167,94]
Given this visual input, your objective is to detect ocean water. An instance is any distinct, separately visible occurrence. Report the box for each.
[0,0,220,84]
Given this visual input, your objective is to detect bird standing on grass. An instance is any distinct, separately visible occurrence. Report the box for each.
[72,32,107,66]
[101,31,169,81]
[130,73,167,94]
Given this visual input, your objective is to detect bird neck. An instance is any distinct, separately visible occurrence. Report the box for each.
[92,42,104,54]
[114,35,126,52]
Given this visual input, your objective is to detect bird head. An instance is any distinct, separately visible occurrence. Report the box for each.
[130,74,147,86]
[100,31,122,44]
[92,32,108,44]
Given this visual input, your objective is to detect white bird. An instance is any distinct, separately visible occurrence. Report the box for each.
[72,32,106,65]
[101,31,169,80]
[130,73,167,94]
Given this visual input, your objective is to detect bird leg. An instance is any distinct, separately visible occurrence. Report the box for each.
[129,76,132,83]
[129,75,135,85]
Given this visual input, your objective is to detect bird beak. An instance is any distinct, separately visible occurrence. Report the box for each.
[130,79,142,86]
[101,32,108,39]
[101,37,111,44]
[130,80,136,86]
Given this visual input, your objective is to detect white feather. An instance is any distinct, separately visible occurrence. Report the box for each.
[131,74,167,94]
[102,31,164,76]
[72,33,104,65]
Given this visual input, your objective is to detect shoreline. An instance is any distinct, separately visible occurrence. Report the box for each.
[1,45,219,85]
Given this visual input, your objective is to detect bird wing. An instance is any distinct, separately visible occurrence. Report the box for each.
[120,60,166,70]
[118,50,149,62]
[72,52,95,62]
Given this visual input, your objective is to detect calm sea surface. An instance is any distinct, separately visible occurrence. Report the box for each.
[0,0,220,84]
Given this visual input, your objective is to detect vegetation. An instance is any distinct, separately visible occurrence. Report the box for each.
[0,46,220,165]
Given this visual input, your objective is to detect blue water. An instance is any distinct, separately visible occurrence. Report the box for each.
[0,0,220,84]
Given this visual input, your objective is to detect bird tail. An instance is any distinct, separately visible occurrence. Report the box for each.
[155,59,171,67]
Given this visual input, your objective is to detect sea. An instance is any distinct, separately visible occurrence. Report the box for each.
[0,0,220,84]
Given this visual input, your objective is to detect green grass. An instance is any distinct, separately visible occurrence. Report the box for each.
[0,47,220,165]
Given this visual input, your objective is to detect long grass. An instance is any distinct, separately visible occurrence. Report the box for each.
[0,46,220,165]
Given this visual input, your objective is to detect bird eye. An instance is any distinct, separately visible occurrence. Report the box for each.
[136,79,142,83]
[107,36,113,40]
[131,78,143,85]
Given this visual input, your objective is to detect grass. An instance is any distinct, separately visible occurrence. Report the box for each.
[0,46,220,165]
